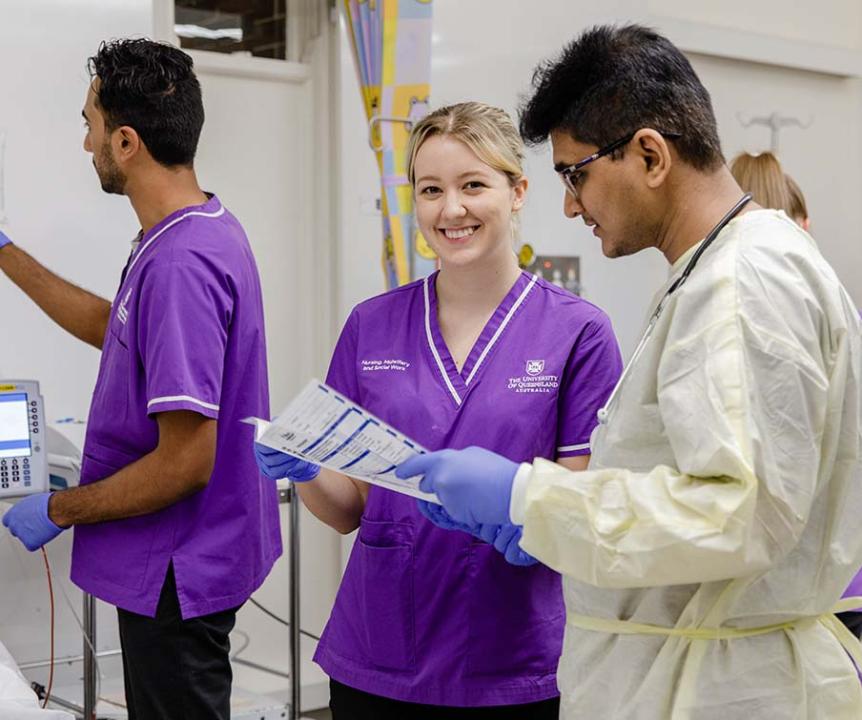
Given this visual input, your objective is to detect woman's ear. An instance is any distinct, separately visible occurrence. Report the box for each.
[511,176,528,212]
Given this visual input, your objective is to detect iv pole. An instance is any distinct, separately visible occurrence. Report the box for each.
[736,112,813,153]
[288,480,303,720]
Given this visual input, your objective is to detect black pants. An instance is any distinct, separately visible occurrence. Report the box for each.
[117,565,238,720]
[838,610,862,639]
[330,679,560,720]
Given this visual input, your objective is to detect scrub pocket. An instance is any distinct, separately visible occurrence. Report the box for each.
[466,542,564,678]
[357,518,416,672]
[75,444,160,592]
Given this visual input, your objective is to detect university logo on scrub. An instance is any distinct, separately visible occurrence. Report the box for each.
[116,286,133,325]
[507,358,559,393]
[526,359,545,376]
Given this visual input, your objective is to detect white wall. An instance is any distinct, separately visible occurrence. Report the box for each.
[0,0,153,416]
[648,0,862,50]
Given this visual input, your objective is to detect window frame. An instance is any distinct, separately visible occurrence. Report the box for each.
[153,0,312,82]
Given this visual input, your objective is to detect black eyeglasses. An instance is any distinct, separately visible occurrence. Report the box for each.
[558,130,682,199]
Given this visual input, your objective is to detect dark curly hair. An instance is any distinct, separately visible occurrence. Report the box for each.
[88,38,204,167]
[519,24,724,171]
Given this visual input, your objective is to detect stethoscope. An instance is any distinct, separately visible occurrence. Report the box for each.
[596,193,753,426]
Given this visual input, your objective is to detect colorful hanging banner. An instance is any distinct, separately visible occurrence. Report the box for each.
[342,0,436,288]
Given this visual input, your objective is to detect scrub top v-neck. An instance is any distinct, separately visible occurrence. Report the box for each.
[424,271,538,406]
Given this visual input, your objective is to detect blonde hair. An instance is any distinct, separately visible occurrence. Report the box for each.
[406,102,525,188]
[730,151,793,214]
[785,173,809,223]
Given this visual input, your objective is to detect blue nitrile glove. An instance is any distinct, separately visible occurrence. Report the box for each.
[2,493,65,551]
[396,447,518,526]
[0,230,12,250]
[474,523,536,566]
[418,502,535,565]
[417,499,480,535]
[254,442,320,482]
[476,522,499,545]
[491,523,538,567]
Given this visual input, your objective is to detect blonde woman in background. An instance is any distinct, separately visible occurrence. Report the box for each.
[729,151,810,229]
[729,151,792,212]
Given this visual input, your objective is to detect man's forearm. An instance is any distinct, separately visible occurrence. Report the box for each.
[49,412,217,527]
[48,444,211,527]
[0,243,111,349]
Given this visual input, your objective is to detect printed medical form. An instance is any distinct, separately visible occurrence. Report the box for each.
[248,380,440,503]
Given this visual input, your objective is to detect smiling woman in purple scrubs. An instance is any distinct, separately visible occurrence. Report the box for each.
[255,102,622,719]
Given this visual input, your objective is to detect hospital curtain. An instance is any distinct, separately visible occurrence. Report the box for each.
[341,0,436,288]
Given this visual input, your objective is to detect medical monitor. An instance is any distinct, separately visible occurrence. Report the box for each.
[0,380,48,498]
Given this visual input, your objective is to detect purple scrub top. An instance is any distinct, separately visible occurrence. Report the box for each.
[313,270,622,706]
[70,195,282,619]
[845,571,862,603]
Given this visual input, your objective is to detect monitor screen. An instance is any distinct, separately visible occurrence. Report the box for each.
[0,392,31,458]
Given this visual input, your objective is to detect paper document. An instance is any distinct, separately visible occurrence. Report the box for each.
[248,379,439,503]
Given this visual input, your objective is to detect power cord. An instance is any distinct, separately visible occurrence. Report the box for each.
[249,597,321,641]
[54,557,103,702]
[39,547,54,709]
[230,629,251,660]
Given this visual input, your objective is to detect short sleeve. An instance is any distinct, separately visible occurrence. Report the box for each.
[137,261,231,418]
[325,309,361,404]
[556,311,623,457]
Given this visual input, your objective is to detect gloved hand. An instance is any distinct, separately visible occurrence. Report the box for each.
[476,522,499,545]
[489,523,538,567]
[0,229,12,250]
[396,447,518,526]
[417,499,480,535]
[2,493,65,551]
[473,523,536,566]
[254,442,320,482]
[417,501,535,565]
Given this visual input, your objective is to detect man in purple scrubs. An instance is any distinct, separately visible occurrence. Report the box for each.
[0,39,281,719]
